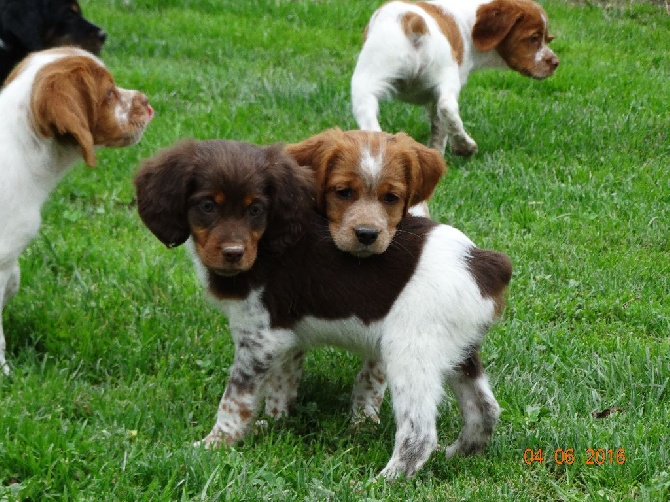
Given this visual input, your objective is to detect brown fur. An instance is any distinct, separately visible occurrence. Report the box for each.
[29,51,151,166]
[417,2,464,64]
[473,0,557,77]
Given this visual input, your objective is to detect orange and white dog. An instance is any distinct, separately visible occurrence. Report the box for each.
[285,128,446,256]
[351,0,559,155]
[0,48,154,374]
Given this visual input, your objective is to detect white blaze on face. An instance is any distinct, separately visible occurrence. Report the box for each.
[359,145,384,187]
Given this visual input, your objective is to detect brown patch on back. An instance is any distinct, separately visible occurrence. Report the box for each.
[401,11,429,39]
[417,2,464,65]
[467,248,512,317]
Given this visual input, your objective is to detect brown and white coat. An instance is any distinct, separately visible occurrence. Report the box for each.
[351,0,559,155]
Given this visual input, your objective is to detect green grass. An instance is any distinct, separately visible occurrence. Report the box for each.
[1,0,668,500]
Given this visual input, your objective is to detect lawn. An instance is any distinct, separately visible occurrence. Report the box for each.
[0,0,668,500]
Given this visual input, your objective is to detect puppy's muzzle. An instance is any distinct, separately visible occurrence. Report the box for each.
[355,226,380,246]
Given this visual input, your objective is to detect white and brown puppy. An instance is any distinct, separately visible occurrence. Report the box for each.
[135,139,512,479]
[286,129,498,435]
[0,47,154,375]
[285,128,446,257]
[351,0,559,155]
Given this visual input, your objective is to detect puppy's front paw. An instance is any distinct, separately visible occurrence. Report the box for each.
[193,428,225,449]
[352,404,381,427]
[378,459,414,481]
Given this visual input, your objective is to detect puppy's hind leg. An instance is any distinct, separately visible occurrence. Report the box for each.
[429,84,477,156]
[0,262,20,375]
[445,354,500,458]
[262,349,305,420]
[351,79,384,132]
[351,358,387,425]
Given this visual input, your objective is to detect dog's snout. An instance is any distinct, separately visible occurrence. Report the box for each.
[355,226,379,246]
[97,29,107,43]
[222,244,245,263]
[548,54,559,70]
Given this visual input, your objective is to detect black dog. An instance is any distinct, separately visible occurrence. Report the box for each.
[0,0,106,82]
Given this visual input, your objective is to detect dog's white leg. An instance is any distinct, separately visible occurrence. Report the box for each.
[379,356,442,479]
[351,57,388,132]
[445,355,500,458]
[263,349,305,419]
[351,85,383,132]
[0,262,20,375]
[196,326,297,448]
[351,358,387,425]
[429,91,478,156]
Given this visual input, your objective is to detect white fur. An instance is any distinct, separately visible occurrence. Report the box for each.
[191,224,503,478]
[359,146,384,182]
[351,0,558,155]
[0,48,151,375]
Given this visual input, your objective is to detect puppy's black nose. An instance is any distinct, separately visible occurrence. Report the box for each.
[355,227,379,246]
[97,29,107,43]
[222,244,245,263]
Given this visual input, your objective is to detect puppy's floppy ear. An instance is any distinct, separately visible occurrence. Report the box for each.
[472,0,523,52]
[262,144,316,254]
[394,133,447,207]
[30,59,99,167]
[134,140,198,248]
[284,128,344,211]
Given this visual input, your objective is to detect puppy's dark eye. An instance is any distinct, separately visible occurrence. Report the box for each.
[383,193,400,204]
[529,34,541,45]
[247,203,264,217]
[335,188,353,200]
[199,200,216,213]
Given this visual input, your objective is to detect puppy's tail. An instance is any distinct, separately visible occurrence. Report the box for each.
[401,12,429,47]
[467,249,513,318]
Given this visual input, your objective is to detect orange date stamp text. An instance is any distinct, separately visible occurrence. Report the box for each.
[523,448,627,465]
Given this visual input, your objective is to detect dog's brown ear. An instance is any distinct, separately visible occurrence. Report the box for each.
[472,0,523,52]
[395,133,447,207]
[284,128,344,211]
[134,140,198,248]
[263,145,316,254]
[30,58,98,167]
